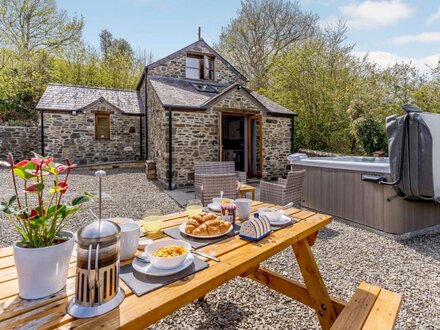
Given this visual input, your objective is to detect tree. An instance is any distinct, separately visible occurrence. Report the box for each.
[263,22,360,153]
[110,38,134,58]
[99,29,113,60]
[0,0,83,55]
[216,0,318,90]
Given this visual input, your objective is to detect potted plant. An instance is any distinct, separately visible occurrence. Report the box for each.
[0,153,92,300]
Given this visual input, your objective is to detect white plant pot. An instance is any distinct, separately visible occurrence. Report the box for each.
[13,230,74,300]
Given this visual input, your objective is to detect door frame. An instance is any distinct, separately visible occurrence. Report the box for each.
[247,115,263,178]
[218,112,248,161]
[217,111,263,177]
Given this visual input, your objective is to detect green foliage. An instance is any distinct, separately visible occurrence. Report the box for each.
[352,116,388,155]
[260,20,440,155]
[262,23,358,153]
[0,154,93,248]
[216,0,318,90]
[0,1,147,124]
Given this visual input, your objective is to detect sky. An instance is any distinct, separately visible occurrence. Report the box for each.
[57,0,440,72]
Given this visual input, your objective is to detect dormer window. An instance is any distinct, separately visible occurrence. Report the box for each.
[186,54,214,80]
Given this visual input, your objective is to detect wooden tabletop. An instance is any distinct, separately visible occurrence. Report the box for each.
[0,201,333,329]
[239,184,256,191]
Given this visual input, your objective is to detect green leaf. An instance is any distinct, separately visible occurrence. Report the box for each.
[13,168,29,180]
[22,161,37,171]
[71,195,92,206]
[43,167,58,175]
[31,151,48,159]
[1,203,12,214]
[64,205,80,217]
[8,195,17,206]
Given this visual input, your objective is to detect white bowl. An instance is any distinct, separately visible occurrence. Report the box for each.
[259,208,284,221]
[146,239,191,270]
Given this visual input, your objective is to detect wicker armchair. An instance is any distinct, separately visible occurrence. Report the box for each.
[194,161,246,198]
[260,170,306,208]
[200,173,240,206]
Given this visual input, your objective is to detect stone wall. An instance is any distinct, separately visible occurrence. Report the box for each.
[0,126,40,161]
[212,89,260,113]
[147,85,292,188]
[171,111,219,187]
[147,81,169,185]
[44,102,144,165]
[262,117,292,180]
[147,43,246,85]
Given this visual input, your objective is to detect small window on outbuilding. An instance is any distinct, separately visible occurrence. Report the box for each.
[95,113,110,140]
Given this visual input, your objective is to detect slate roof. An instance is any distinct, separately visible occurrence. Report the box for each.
[36,84,143,114]
[149,76,229,108]
[149,76,295,115]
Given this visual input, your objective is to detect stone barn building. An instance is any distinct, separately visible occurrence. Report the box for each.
[37,39,296,189]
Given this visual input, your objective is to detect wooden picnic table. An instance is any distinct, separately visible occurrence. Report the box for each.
[0,201,344,329]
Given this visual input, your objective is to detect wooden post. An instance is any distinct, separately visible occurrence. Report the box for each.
[292,238,338,329]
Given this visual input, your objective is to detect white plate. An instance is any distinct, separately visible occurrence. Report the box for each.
[179,222,234,239]
[207,203,221,212]
[132,253,194,277]
[269,214,292,226]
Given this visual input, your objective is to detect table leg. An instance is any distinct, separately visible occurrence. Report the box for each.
[292,238,338,329]
[252,191,255,201]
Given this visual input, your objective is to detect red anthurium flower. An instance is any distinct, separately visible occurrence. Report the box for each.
[24,183,44,193]
[54,163,66,174]
[30,209,38,218]
[31,157,53,168]
[54,163,77,174]
[15,160,30,168]
[58,181,69,194]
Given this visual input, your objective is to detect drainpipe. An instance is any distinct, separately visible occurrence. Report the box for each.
[291,115,296,153]
[144,68,149,159]
[168,107,173,190]
[139,115,143,159]
[40,109,45,156]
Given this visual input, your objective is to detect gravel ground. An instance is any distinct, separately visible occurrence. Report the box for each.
[1,168,439,329]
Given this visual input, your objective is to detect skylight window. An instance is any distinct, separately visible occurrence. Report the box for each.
[191,83,219,93]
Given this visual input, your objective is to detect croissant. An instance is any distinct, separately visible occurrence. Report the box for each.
[191,215,205,224]
[202,213,217,222]
[185,219,200,234]
[191,219,231,236]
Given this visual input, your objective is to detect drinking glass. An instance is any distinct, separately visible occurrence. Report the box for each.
[142,209,163,235]
[186,199,203,217]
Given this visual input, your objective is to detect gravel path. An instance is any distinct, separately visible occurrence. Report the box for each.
[0,168,182,245]
[1,168,439,329]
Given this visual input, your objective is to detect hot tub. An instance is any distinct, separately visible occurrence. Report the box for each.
[291,156,440,236]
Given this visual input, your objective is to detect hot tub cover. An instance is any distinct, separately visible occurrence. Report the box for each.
[386,104,440,203]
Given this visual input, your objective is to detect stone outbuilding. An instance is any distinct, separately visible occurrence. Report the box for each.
[37,39,296,189]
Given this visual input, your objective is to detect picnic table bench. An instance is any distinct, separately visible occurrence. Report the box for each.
[0,201,401,329]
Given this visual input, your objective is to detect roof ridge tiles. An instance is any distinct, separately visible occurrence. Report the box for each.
[47,83,137,93]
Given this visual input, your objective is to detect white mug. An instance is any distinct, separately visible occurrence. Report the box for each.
[119,223,140,260]
[235,198,252,221]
